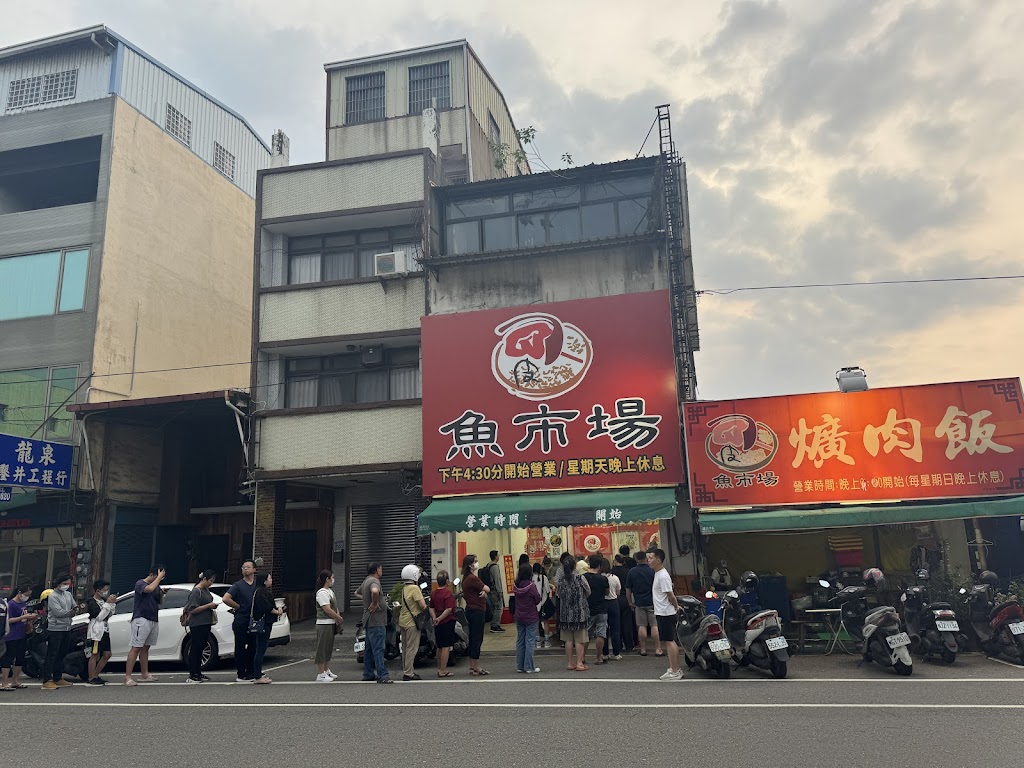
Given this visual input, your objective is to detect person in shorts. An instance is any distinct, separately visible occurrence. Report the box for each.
[86,580,117,685]
[1,585,36,691]
[649,549,683,680]
[582,554,609,665]
[626,555,661,656]
[430,570,457,678]
[125,564,165,686]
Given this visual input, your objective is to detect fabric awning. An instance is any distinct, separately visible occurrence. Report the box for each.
[699,495,1024,535]
[418,487,677,535]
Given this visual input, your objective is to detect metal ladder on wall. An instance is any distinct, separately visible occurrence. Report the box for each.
[656,105,697,401]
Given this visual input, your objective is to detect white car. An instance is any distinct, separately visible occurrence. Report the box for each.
[70,583,290,670]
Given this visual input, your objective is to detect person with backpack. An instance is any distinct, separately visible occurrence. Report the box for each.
[86,579,117,685]
[484,550,505,632]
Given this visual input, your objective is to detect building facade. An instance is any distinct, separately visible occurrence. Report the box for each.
[0,26,272,599]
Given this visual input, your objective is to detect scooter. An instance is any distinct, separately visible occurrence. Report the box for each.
[354,604,401,665]
[22,603,90,682]
[721,589,789,678]
[960,571,1024,664]
[900,569,959,664]
[676,592,732,679]
[826,577,913,676]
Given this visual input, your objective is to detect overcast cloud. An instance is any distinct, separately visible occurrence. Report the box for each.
[4,0,1022,400]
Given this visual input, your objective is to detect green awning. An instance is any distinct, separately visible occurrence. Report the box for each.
[699,495,1024,535]
[418,487,677,535]
[0,489,36,514]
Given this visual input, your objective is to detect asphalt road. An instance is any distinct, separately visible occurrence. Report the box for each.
[5,638,1022,767]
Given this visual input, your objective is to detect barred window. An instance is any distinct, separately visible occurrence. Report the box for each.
[165,104,192,147]
[5,69,78,110]
[408,62,450,114]
[345,72,385,124]
[213,142,236,181]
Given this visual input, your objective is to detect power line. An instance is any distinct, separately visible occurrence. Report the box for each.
[697,274,1024,296]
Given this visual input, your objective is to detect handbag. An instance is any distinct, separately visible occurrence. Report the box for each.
[247,592,265,635]
[403,587,428,631]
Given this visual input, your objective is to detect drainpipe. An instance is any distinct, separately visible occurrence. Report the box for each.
[224,391,249,467]
[90,301,140,399]
[79,412,97,491]
[463,42,473,181]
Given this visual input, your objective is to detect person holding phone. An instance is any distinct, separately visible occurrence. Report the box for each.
[124,564,165,686]
[86,580,117,685]
[1,585,37,691]
[184,570,218,684]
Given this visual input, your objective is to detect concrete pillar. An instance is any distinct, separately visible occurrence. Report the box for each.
[253,481,286,594]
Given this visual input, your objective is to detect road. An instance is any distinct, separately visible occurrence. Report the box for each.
[5,639,1022,767]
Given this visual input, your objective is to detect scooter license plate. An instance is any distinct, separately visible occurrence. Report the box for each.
[765,636,788,651]
[708,639,731,653]
[886,632,911,649]
[1009,622,1024,636]
[935,621,959,632]
[353,641,365,653]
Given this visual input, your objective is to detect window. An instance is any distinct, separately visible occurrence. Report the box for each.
[5,69,78,111]
[165,104,192,147]
[441,173,655,256]
[448,174,467,185]
[345,72,385,124]
[0,137,101,214]
[488,112,501,146]
[0,365,80,441]
[287,228,422,285]
[409,62,450,114]
[285,348,420,408]
[0,248,89,321]
[213,142,236,181]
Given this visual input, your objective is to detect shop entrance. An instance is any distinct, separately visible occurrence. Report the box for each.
[0,527,75,597]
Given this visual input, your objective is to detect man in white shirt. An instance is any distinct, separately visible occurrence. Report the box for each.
[648,549,683,680]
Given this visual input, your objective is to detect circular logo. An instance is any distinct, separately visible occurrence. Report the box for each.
[704,413,779,473]
[491,312,593,401]
[583,534,603,553]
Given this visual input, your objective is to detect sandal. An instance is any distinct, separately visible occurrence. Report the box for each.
[594,658,607,665]
[470,668,490,676]
[639,651,647,657]
[655,650,665,657]
[0,686,14,692]
[574,664,590,671]
[437,671,455,678]
[12,684,27,689]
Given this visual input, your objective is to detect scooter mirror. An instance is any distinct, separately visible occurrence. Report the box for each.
[916,569,930,580]
[704,590,716,599]
[818,579,831,588]
[727,590,739,599]
[959,587,968,595]
[419,582,428,589]
[453,578,461,586]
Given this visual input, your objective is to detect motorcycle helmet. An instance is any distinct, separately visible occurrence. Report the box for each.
[740,571,759,592]
[863,568,887,590]
[978,570,999,587]
[401,564,421,582]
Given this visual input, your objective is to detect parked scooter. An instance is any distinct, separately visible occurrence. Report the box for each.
[354,603,401,665]
[900,569,959,664]
[676,592,732,679]
[22,599,90,681]
[721,572,789,678]
[826,568,913,676]
[960,570,1024,664]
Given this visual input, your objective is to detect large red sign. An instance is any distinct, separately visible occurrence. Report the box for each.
[684,378,1024,508]
[422,291,684,496]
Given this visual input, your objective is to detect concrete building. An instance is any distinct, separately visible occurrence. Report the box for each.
[251,33,700,609]
[0,26,273,598]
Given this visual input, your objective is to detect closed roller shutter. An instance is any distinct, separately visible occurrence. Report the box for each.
[347,501,427,609]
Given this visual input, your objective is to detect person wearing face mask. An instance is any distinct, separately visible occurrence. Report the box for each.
[314,569,343,682]
[1,585,37,691]
[461,554,490,676]
[42,575,77,690]
[86,580,117,685]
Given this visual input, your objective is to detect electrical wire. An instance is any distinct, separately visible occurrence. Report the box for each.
[697,274,1024,296]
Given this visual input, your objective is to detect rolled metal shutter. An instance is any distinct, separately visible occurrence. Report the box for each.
[347,501,427,609]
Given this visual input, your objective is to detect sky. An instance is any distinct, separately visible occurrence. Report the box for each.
[4,0,1023,401]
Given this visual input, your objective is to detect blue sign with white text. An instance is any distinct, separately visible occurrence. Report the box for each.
[0,433,73,490]
[0,486,11,502]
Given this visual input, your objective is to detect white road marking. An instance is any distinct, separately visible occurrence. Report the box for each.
[986,657,1024,669]
[0,708,1019,712]
[264,659,310,673]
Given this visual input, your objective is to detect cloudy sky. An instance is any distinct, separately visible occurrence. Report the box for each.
[6,0,1022,401]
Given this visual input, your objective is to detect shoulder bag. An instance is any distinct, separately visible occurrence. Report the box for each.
[403,587,428,631]
[247,591,265,635]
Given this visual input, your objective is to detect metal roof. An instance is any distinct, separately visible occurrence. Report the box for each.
[323,39,467,71]
[0,25,270,153]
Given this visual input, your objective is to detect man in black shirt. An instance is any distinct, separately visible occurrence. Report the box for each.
[612,554,636,652]
[221,560,258,681]
[583,554,609,665]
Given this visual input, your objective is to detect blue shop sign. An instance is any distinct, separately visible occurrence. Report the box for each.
[0,433,73,489]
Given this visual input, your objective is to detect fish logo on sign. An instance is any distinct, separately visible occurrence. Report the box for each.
[704,414,779,473]
[491,312,593,401]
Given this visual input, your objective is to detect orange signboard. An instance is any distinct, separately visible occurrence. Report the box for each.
[684,378,1024,508]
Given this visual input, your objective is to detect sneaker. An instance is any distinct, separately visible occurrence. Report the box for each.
[402,673,422,681]
[95,677,109,685]
[199,675,211,682]
[325,670,338,680]
[376,677,394,684]
[526,667,540,674]
[88,678,104,686]
[41,681,58,690]
[185,677,202,684]
[315,673,332,683]
[124,678,138,687]
[611,654,623,661]
[54,679,73,687]
[236,677,251,683]
[659,669,683,680]
[516,669,526,673]
[490,626,506,632]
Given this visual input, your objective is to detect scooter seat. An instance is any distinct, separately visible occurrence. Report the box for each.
[990,600,1021,620]
[680,595,703,606]
[924,602,953,611]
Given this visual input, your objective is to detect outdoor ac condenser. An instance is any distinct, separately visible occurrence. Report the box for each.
[374,251,405,275]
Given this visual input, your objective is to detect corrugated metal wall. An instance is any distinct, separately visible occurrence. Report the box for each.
[117,47,268,197]
[466,52,523,181]
[327,47,466,129]
[0,42,111,114]
[259,406,422,471]
[259,279,425,341]
[260,154,425,219]
[327,108,466,161]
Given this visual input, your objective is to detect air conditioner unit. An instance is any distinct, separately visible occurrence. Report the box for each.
[374,251,406,276]
[361,346,385,367]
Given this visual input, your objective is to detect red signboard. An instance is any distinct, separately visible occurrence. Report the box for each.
[684,378,1024,508]
[422,291,683,496]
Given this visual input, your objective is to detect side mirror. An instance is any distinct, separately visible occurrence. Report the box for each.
[453,578,461,586]
[818,579,831,588]
[704,590,716,599]
[419,582,428,590]
[959,587,967,595]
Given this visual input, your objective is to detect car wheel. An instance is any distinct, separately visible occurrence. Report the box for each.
[183,635,219,670]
